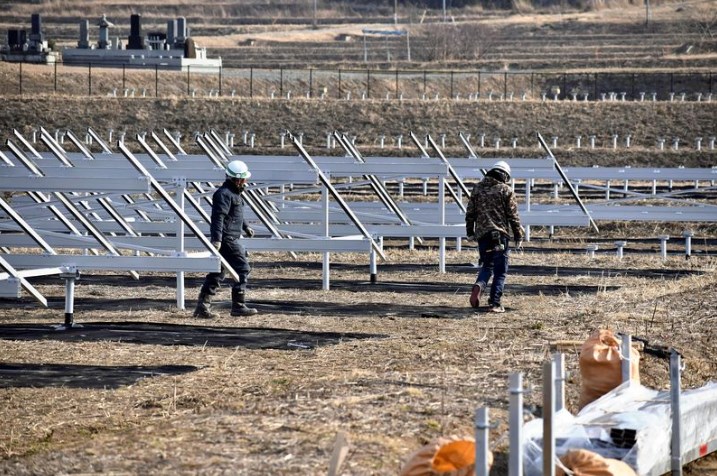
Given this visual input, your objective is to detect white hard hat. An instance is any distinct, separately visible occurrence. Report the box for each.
[490,160,511,178]
[226,160,251,179]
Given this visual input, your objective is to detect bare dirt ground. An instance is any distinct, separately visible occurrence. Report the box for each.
[1,228,716,474]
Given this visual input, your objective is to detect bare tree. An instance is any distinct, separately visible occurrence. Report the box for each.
[420,22,497,62]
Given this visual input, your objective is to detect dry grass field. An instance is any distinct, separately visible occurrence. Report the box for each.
[0,239,716,474]
[1,1,717,475]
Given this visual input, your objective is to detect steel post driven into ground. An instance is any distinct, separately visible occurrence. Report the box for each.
[509,372,524,476]
[176,178,186,309]
[553,353,565,411]
[671,350,683,475]
[58,267,80,330]
[322,180,330,290]
[438,174,446,273]
[543,359,556,476]
[475,407,491,476]
[621,333,633,383]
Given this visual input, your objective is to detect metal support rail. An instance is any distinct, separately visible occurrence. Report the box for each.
[288,130,387,261]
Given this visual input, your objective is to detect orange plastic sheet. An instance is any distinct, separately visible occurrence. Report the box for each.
[399,435,493,476]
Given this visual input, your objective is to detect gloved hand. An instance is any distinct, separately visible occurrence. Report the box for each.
[245,227,255,238]
[212,241,221,251]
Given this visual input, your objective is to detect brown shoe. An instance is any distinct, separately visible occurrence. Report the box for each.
[470,282,484,308]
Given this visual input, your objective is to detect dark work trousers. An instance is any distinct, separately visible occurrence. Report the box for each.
[200,238,251,295]
[476,234,510,305]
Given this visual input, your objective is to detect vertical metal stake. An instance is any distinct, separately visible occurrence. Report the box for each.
[64,275,75,327]
[621,333,632,384]
[322,183,330,290]
[176,179,186,309]
[553,353,565,412]
[670,350,683,475]
[543,360,556,476]
[369,246,377,284]
[509,372,524,476]
[475,407,491,476]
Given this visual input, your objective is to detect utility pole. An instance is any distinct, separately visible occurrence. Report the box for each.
[644,0,651,26]
[394,0,398,25]
[443,0,447,22]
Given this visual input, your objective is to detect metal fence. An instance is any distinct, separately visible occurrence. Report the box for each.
[4,61,715,102]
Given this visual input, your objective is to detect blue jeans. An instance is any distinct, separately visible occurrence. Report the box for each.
[476,234,510,305]
[201,238,251,295]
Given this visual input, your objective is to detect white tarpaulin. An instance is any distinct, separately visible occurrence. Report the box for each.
[522,381,717,475]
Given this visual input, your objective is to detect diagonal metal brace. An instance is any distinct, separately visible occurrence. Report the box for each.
[537,132,599,233]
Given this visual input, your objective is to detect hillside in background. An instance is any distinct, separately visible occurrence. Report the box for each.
[1,0,715,69]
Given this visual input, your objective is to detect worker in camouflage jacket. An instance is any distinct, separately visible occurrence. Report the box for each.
[465,160,524,313]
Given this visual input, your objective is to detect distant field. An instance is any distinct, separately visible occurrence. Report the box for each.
[1,0,715,69]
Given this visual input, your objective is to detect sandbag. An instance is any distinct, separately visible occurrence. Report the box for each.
[399,435,493,476]
[579,329,640,410]
[556,449,637,476]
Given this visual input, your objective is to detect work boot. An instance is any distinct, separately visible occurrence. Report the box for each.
[193,292,220,319]
[231,289,258,317]
[470,281,485,309]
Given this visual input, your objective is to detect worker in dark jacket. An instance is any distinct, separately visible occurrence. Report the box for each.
[465,160,524,313]
[194,160,257,318]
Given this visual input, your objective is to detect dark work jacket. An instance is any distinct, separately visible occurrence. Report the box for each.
[465,176,523,241]
[210,179,249,243]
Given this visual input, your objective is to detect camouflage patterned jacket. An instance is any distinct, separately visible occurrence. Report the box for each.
[465,176,524,241]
